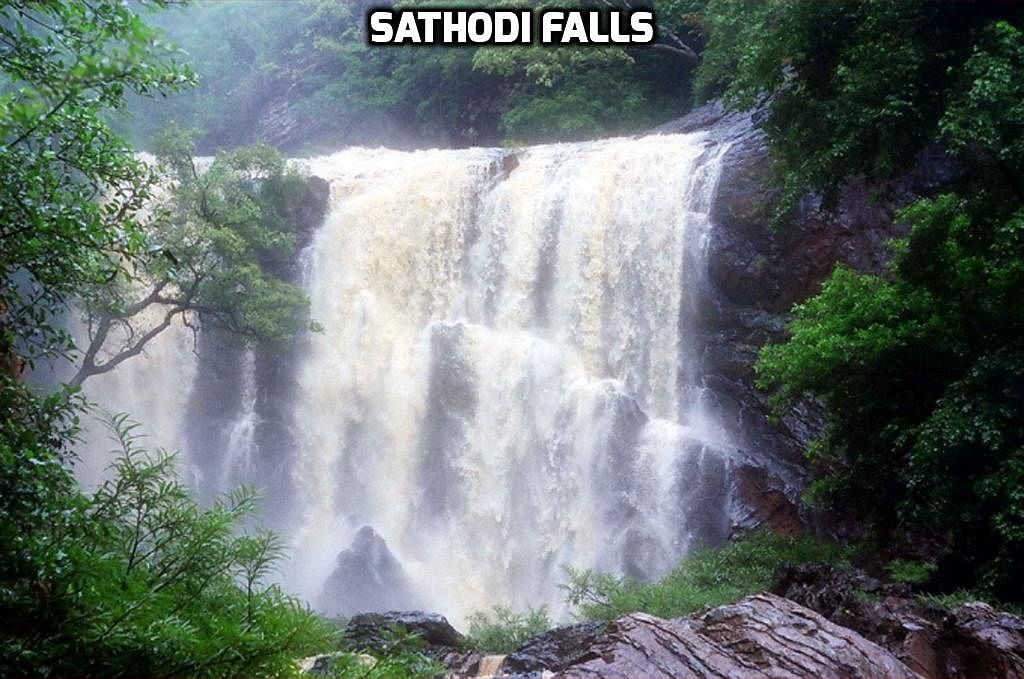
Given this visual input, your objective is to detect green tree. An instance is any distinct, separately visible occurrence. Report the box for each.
[72,126,313,386]
[119,0,706,150]
[739,4,1024,600]
[696,0,1020,214]
[469,0,702,140]
[0,2,335,675]
[1,0,194,374]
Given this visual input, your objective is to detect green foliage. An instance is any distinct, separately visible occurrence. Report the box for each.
[0,413,336,677]
[915,589,1023,617]
[0,0,194,369]
[563,530,847,621]
[73,125,314,384]
[916,590,983,612]
[757,195,1024,598]
[940,21,1024,172]
[0,3,339,675]
[887,559,937,586]
[328,626,444,679]
[697,1,1022,215]
[151,126,312,343]
[465,605,551,654]
[119,0,702,150]
[730,1,1024,603]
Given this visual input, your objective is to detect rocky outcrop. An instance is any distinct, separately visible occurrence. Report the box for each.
[555,594,917,678]
[653,102,961,539]
[340,610,485,676]
[503,621,609,674]
[344,610,466,649]
[305,588,1024,677]
[319,527,420,616]
[772,564,1024,678]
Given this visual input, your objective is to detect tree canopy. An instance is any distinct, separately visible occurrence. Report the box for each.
[745,3,1024,600]
[73,126,313,386]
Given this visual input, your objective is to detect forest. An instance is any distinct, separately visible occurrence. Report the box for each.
[2,0,1023,677]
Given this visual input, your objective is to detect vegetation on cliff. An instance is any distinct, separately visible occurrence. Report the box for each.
[747,4,1024,602]
[118,0,705,150]
[73,126,313,386]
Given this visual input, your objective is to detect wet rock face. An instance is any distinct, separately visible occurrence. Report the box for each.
[731,463,804,536]
[652,104,961,538]
[772,563,1024,678]
[318,527,420,616]
[344,610,466,649]
[553,594,918,679]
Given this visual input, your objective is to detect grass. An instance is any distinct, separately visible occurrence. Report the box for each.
[563,529,850,621]
[916,590,1024,616]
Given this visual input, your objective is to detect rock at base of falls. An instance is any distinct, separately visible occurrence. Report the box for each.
[553,594,919,679]
[301,590,1024,678]
[502,621,609,674]
[344,611,466,649]
[341,611,488,676]
[317,526,420,616]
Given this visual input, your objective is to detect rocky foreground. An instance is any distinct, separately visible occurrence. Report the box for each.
[306,566,1024,678]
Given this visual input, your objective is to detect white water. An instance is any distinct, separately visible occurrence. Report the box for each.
[83,130,739,625]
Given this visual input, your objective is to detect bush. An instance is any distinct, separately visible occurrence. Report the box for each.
[0,413,336,678]
[563,530,849,621]
[327,626,443,679]
[466,605,551,654]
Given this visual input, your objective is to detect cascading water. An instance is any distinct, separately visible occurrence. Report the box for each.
[82,129,742,625]
[288,131,734,621]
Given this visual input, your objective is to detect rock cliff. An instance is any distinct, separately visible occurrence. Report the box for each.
[653,102,958,538]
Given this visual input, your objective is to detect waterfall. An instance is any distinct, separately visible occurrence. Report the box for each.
[82,129,740,625]
[288,131,734,621]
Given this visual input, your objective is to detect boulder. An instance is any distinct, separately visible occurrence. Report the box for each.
[299,651,374,676]
[554,593,918,679]
[502,621,609,674]
[318,526,420,616]
[940,601,1024,678]
[344,610,466,650]
[341,610,485,675]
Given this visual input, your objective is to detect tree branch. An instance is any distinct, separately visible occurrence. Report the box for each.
[593,0,700,65]
[71,305,184,386]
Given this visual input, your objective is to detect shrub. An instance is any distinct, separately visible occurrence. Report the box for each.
[328,626,443,679]
[0,413,336,678]
[466,605,551,654]
[887,559,937,585]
